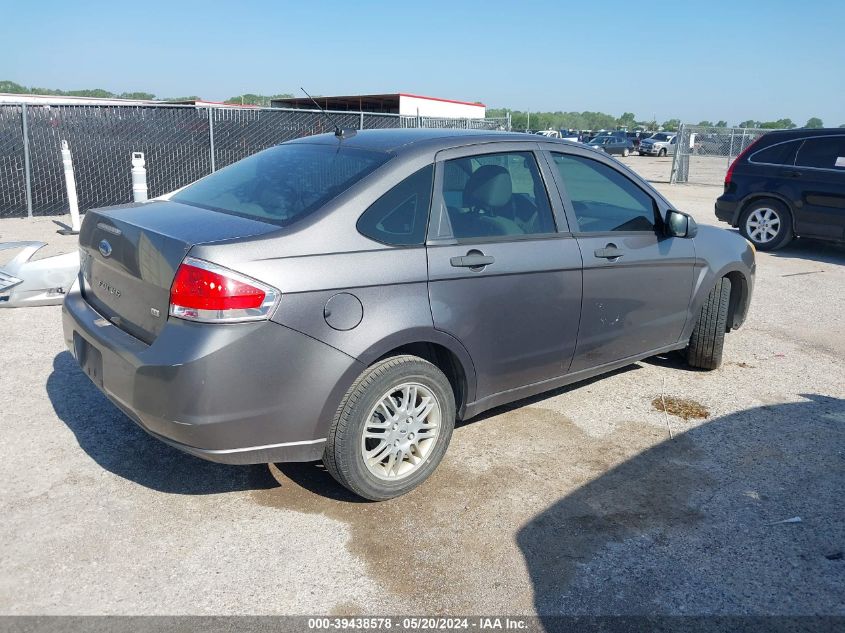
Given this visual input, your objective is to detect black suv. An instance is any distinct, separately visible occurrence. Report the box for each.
[716,129,845,250]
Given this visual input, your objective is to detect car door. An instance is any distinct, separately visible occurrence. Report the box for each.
[545,148,696,373]
[426,144,583,401]
[789,135,845,240]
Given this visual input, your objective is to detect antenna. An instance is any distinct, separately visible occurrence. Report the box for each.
[300,87,355,138]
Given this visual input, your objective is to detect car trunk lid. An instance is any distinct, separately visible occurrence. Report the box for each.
[78,200,279,344]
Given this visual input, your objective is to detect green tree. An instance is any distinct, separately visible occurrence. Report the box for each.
[738,120,759,128]
[64,89,116,98]
[760,118,796,129]
[661,118,681,131]
[697,120,714,127]
[715,120,728,127]
[119,91,155,100]
[617,112,637,129]
[0,80,27,93]
[804,117,823,128]
[225,93,294,106]
[160,96,202,102]
[840,123,845,128]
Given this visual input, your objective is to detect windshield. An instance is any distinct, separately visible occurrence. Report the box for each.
[651,133,670,141]
[591,137,611,144]
[173,143,391,226]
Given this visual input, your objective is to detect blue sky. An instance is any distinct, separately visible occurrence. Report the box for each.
[4,0,844,125]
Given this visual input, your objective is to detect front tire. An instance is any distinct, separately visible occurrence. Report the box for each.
[658,148,667,157]
[622,148,630,157]
[739,199,793,251]
[323,355,456,500]
[687,277,731,370]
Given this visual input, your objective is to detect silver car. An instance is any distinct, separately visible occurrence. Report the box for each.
[639,132,678,156]
[63,129,755,499]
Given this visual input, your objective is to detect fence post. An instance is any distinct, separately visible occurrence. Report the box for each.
[670,124,683,183]
[507,111,511,131]
[61,140,81,232]
[208,108,216,172]
[21,104,33,218]
[728,129,736,167]
[359,111,364,130]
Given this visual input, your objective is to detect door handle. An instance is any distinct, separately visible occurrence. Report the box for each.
[594,244,624,259]
[450,252,495,269]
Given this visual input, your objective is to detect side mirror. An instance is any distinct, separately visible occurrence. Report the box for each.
[665,209,698,238]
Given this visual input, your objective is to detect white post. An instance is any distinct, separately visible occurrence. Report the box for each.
[61,140,81,232]
[131,152,148,202]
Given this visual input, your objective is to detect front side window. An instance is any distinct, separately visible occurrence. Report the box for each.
[173,144,391,226]
[552,153,657,233]
[441,152,556,240]
[795,137,845,170]
[357,165,434,245]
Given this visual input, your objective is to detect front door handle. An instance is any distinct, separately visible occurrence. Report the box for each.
[450,251,495,269]
[594,244,624,260]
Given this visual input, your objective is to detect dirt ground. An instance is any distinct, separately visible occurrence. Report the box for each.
[1,159,843,617]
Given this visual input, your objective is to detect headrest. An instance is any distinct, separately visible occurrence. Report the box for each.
[464,165,512,209]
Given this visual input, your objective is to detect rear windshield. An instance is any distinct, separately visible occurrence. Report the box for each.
[173,144,391,226]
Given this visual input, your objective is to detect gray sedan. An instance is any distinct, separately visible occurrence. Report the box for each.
[63,129,755,500]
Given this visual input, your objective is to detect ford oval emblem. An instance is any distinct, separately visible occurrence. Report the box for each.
[98,239,112,258]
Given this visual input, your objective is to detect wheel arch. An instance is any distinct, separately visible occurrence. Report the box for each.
[723,270,751,330]
[355,328,477,419]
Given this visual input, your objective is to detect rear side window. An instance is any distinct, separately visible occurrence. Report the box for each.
[750,140,800,166]
[173,144,391,226]
[552,153,657,233]
[357,165,434,245]
[795,136,845,170]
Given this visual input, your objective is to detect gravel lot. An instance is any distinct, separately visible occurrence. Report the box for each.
[1,157,843,616]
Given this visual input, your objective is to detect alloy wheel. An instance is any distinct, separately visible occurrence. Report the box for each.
[360,383,442,480]
[745,207,781,244]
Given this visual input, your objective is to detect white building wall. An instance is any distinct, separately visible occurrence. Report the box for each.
[398,94,486,119]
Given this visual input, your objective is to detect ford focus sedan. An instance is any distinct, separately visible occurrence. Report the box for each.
[63,129,755,500]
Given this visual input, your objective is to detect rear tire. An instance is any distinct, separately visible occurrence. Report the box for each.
[323,355,456,501]
[739,199,793,251]
[687,277,731,370]
[622,148,630,157]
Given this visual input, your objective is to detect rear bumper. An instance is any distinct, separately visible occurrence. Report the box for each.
[62,282,363,464]
[715,197,740,225]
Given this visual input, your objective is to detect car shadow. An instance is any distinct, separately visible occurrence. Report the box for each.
[767,238,845,266]
[46,351,279,495]
[517,394,845,621]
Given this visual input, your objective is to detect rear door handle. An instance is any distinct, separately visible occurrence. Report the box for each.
[450,252,495,268]
[594,245,624,259]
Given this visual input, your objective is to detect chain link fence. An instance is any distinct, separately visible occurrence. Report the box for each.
[670,124,771,185]
[0,103,508,218]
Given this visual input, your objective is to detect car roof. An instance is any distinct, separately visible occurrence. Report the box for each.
[756,127,845,141]
[286,128,551,155]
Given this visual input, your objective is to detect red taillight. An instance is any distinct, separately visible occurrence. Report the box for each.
[169,257,278,323]
[725,136,763,190]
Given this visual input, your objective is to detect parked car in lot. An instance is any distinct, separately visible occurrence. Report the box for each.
[587,135,635,156]
[536,129,579,142]
[716,128,845,250]
[63,129,755,500]
[639,132,677,156]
